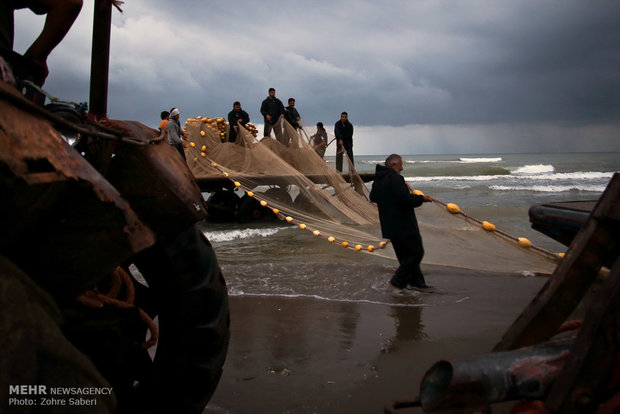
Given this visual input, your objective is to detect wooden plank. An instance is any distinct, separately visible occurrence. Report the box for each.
[494,173,620,352]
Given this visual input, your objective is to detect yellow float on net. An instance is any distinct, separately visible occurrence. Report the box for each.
[193,157,198,163]
[412,189,424,196]
[211,162,217,167]
[200,152,206,158]
[200,131,206,136]
[328,236,335,243]
[223,172,229,177]
[355,244,362,251]
[341,242,349,248]
[518,237,532,248]
[272,208,279,214]
[313,230,320,236]
[446,203,461,214]
[234,181,241,187]
[260,200,267,207]
[379,241,387,249]
[190,142,196,147]
[247,191,254,197]
[367,245,375,252]
[557,252,565,259]
[482,221,496,232]
[299,224,306,230]
[201,145,207,151]
[285,216,293,223]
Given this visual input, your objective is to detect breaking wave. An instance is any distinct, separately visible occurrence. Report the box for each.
[407,174,506,182]
[203,227,285,242]
[491,184,607,193]
[459,157,502,163]
[512,164,555,175]
[367,157,503,165]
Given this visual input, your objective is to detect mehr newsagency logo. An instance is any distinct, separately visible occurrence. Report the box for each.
[8,385,113,408]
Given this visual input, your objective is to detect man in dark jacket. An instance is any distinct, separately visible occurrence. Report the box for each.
[260,87,285,142]
[334,111,354,172]
[227,101,250,143]
[369,154,433,289]
[284,97,301,129]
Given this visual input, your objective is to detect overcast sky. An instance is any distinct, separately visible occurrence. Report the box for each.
[14,1,620,155]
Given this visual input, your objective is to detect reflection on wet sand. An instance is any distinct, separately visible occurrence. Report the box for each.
[385,304,425,351]
[206,266,546,414]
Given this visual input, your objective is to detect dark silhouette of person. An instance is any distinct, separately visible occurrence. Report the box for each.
[370,154,432,289]
[334,111,354,172]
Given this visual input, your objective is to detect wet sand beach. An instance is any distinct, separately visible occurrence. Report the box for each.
[197,152,618,413]
[205,264,547,414]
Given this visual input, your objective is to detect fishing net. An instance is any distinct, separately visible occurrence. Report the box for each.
[184,117,559,274]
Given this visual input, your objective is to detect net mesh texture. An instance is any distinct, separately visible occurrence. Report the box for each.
[184,116,558,274]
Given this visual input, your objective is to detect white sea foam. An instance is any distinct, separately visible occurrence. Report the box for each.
[523,171,613,181]
[204,227,284,242]
[370,159,444,165]
[512,164,555,175]
[405,171,612,183]
[406,175,506,182]
[490,184,607,193]
[225,291,424,307]
[405,159,442,164]
[459,157,502,163]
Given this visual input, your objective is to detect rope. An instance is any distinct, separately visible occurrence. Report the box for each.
[196,142,558,262]
[76,267,158,350]
[424,193,559,260]
[200,156,391,254]
[187,118,559,263]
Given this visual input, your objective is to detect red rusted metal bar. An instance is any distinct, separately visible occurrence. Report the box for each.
[89,0,112,117]
[418,335,573,412]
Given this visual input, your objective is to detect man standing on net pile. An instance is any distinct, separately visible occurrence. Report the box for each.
[227,101,249,143]
[284,97,301,130]
[260,87,285,142]
[334,111,354,172]
[369,154,433,290]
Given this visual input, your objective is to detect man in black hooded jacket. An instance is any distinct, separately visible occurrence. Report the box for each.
[369,154,432,289]
[260,87,285,141]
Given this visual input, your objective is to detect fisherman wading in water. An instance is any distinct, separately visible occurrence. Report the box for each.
[370,154,433,290]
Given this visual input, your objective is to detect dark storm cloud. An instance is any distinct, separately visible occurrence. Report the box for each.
[12,1,620,154]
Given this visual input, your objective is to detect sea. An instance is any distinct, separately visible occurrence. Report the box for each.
[200,152,619,305]
[204,151,618,413]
